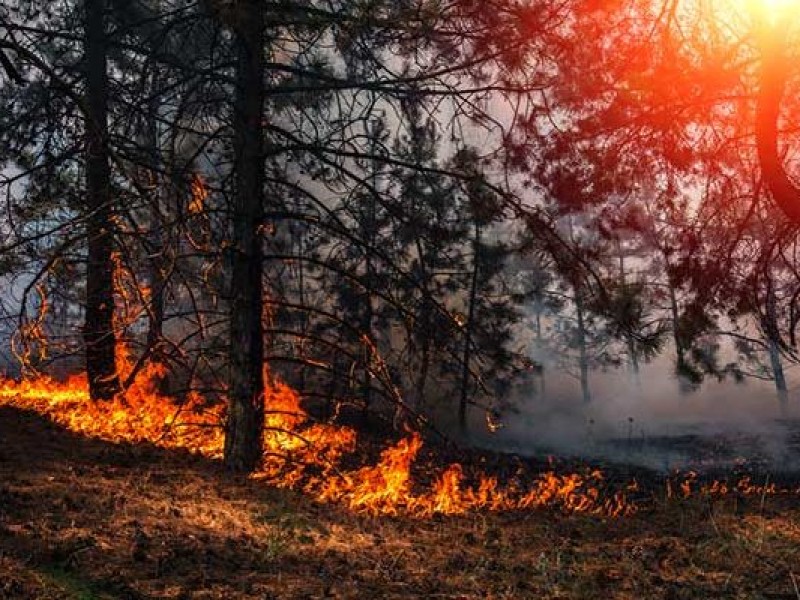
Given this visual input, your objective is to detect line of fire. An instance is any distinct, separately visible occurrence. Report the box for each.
[2,1,800,598]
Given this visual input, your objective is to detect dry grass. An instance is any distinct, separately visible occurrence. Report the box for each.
[1,406,800,599]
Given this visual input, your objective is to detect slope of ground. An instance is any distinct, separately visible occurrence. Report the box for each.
[1,405,800,599]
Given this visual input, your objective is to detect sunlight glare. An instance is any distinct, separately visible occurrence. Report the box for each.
[742,0,800,23]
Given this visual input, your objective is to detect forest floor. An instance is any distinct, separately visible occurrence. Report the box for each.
[1,405,800,599]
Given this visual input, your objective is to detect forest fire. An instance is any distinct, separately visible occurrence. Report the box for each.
[2,256,798,517]
[0,367,639,518]
[0,249,641,514]
[3,364,799,519]
[7,0,800,595]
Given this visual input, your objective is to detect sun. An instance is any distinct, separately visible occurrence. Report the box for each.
[705,0,800,34]
[743,0,800,22]
[706,0,800,32]
[762,0,800,10]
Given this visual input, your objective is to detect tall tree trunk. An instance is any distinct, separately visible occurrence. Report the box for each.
[765,285,789,415]
[533,301,546,397]
[415,335,431,409]
[627,336,642,396]
[144,80,166,361]
[574,288,591,404]
[667,277,688,378]
[459,222,481,432]
[414,239,433,411]
[360,123,378,417]
[224,0,265,473]
[618,242,640,388]
[83,0,120,401]
[767,337,789,415]
[295,230,308,394]
[414,298,433,412]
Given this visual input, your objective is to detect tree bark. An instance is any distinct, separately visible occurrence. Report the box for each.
[765,284,789,415]
[224,0,266,473]
[360,122,379,416]
[768,337,789,415]
[459,222,481,432]
[667,276,688,374]
[143,76,166,360]
[83,0,120,401]
[414,239,433,411]
[574,288,591,404]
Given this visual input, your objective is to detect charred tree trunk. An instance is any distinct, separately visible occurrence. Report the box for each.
[83,0,120,401]
[413,237,433,411]
[146,208,166,354]
[533,300,546,397]
[667,276,689,380]
[764,284,789,415]
[618,244,641,387]
[627,336,641,387]
[459,222,481,432]
[360,131,377,417]
[415,333,432,409]
[574,288,591,404]
[224,0,265,473]
[414,298,433,411]
[144,82,166,361]
[768,337,789,415]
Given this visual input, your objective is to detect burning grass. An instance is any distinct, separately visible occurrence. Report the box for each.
[2,406,800,599]
[0,368,637,519]
[7,245,797,522]
[2,259,639,519]
[3,362,800,525]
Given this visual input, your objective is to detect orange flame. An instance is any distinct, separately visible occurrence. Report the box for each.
[0,195,644,520]
[4,347,799,519]
[0,358,643,518]
[188,174,208,215]
[11,283,50,374]
[14,283,792,519]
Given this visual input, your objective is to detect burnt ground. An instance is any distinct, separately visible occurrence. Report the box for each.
[1,406,800,599]
[596,419,800,476]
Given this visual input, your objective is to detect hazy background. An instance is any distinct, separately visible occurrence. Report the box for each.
[458,331,800,473]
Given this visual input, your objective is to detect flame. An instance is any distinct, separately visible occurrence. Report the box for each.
[430,463,465,515]
[11,283,50,374]
[4,360,799,518]
[5,273,792,519]
[0,353,642,518]
[321,433,424,516]
[0,191,640,521]
[188,174,208,215]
